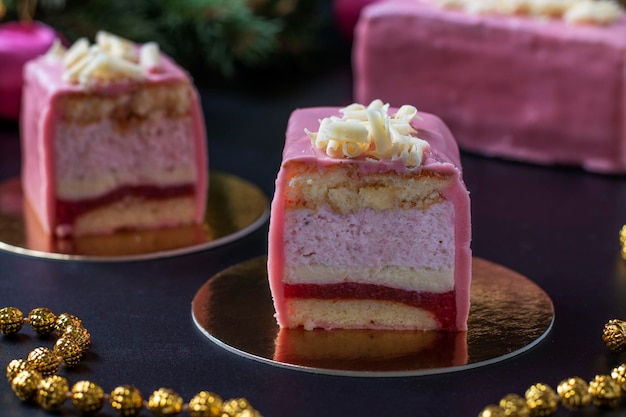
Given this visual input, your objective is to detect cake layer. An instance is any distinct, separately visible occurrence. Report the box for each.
[56,82,192,124]
[66,195,196,237]
[285,283,455,314]
[24,196,205,255]
[284,299,441,330]
[57,166,196,201]
[56,184,195,224]
[353,0,626,172]
[283,204,455,291]
[284,162,451,213]
[285,265,453,292]
[54,81,199,200]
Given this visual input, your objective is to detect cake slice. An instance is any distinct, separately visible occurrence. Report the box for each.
[21,32,208,237]
[267,100,471,331]
[353,0,626,173]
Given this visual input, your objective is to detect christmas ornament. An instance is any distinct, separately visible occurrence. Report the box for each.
[333,0,380,39]
[0,1,57,120]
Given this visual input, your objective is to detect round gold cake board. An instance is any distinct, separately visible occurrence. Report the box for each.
[192,257,554,377]
[0,172,269,261]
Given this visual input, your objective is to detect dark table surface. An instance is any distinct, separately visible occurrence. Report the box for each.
[2,53,626,417]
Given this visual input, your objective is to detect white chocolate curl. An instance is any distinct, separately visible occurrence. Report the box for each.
[564,0,624,24]
[436,0,623,24]
[305,100,430,167]
[46,31,163,88]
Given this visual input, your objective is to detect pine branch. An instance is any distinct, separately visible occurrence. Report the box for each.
[1,0,328,78]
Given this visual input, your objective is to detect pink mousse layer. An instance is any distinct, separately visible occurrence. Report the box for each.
[20,51,208,236]
[54,117,198,194]
[267,107,472,330]
[353,0,626,173]
[284,205,454,272]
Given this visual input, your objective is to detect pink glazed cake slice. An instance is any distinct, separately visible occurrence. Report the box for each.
[21,32,208,237]
[353,0,626,173]
[267,100,471,331]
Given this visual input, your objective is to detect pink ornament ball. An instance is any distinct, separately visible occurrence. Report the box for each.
[0,21,57,120]
[333,0,381,39]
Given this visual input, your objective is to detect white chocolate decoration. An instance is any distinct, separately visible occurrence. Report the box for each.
[43,38,66,62]
[44,31,163,88]
[436,0,624,24]
[140,42,161,71]
[305,100,430,167]
[564,0,624,24]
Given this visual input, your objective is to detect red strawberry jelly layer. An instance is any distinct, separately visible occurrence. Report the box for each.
[56,184,196,225]
[284,283,457,330]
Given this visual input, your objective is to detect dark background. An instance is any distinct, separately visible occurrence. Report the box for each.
[3,14,626,417]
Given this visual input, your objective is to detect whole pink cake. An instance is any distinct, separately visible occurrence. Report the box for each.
[21,32,208,237]
[353,0,626,173]
[267,100,471,331]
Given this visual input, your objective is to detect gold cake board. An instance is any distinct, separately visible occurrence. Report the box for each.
[0,172,269,261]
[192,257,554,377]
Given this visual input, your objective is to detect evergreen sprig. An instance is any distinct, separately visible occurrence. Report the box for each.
[2,0,324,77]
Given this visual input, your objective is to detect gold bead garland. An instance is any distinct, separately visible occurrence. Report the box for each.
[2,307,262,417]
[478,318,626,417]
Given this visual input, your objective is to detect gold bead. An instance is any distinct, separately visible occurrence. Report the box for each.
[36,375,69,410]
[611,363,626,391]
[222,398,261,417]
[64,324,91,352]
[28,307,56,335]
[602,319,626,352]
[499,393,530,417]
[55,312,82,333]
[524,383,558,417]
[0,306,24,334]
[147,388,184,417]
[478,405,506,417]
[238,410,262,417]
[556,377,591,409]
[27,346,60,377]
[188,391,223,417]
[26,346,60,375]
[110,385,144,416]
[11,369,42,401]
[589,374,622,408]
[71,380,105,413]
[54,336,83,367]
[6,359,31,382]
